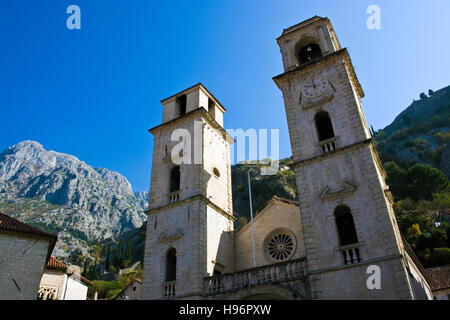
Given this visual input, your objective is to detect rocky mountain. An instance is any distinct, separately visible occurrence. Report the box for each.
[231,158,297,221]
[374,85,450,178]
[0,141,148,259]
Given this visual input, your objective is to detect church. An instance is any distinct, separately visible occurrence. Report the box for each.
[141,16,433,300]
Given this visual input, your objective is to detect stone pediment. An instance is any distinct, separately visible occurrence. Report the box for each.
[301,93,334,109]
[158,228,184,243]
[319,181,356,200]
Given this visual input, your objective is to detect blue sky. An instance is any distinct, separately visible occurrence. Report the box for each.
[1,0,449,191]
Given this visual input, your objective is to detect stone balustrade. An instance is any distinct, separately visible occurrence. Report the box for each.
[168,191,180,204]
[318,137,337,154]
[162,281,176,299]
[204,258,306,295]
[340,243,362,265]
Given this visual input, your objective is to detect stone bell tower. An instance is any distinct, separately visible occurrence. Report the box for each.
[273,17,431,299]
[142,83,235,300]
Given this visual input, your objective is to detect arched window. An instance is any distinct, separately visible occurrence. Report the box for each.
[169,166,180,193]
[165,248,177,281]
[296,43,323,64]
[334,205,358,246]
[314,111,335,141]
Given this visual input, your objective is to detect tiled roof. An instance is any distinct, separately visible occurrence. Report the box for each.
[46,256,93,286]
[47,256,69,271]
[425,264,450,291]
[0,212,57,240]
[0,212,57,265]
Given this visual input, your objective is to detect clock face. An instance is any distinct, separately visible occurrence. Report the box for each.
[302,78,329,99]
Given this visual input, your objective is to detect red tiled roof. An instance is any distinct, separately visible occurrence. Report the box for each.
[46,256,93,286]
[425,264,450,291]
[47,256,68,271]
[0,212,57,240]
[0,212,57,265]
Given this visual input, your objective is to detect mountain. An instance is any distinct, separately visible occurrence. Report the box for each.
[0,141,148,259]
[374,86,450,178]
[231,158,297,221]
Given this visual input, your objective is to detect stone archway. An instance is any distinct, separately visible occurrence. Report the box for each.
[226,285,303,300]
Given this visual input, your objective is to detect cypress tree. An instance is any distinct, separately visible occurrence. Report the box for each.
[126,239,132,262]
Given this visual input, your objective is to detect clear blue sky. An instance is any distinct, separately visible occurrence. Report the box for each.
[1,0,449,191]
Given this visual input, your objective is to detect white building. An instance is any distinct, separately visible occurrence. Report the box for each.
[113,278,142,300]
[38,256,93,300]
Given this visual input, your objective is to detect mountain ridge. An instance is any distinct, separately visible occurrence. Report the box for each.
[0,140,148,259]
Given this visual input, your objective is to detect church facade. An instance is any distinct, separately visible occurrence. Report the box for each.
[142,17,433,300]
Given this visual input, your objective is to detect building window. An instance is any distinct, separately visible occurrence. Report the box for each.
[165,248,177,281]
[314,111,335,141]
[176,95,187,117]
[296,43,323,64]
[213,167,220,178]
[264,228,297,262]
[334,205,358,246]
[37,286,58,300]
[208,98,216,120]
[169,166,180,193]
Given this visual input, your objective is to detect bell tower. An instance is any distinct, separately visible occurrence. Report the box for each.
[142,83,235,299]
[273,17,431,299]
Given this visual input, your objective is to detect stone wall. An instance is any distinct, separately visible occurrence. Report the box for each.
[0,232,51,300]
[235,199,305,271]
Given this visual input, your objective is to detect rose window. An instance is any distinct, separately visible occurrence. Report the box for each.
[264,229,296,262]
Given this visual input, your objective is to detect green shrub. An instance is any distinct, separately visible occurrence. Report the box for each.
[427,248,450,268]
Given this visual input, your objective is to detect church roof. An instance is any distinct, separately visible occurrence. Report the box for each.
[160,82,226,112]
[236,196,299,233]
[278,16,328,39]
[425,264,450,291]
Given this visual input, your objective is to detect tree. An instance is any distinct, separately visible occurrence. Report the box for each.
[386,162,448,201]
[406,164,448,200]
[433,193,450,211]
[82,258,89,277]
[427,248,450,268]
[115,241,123,268]
[385,162,408,199]
[105,244,111,271]
[406,223,422,239]
[126,239,132,263]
